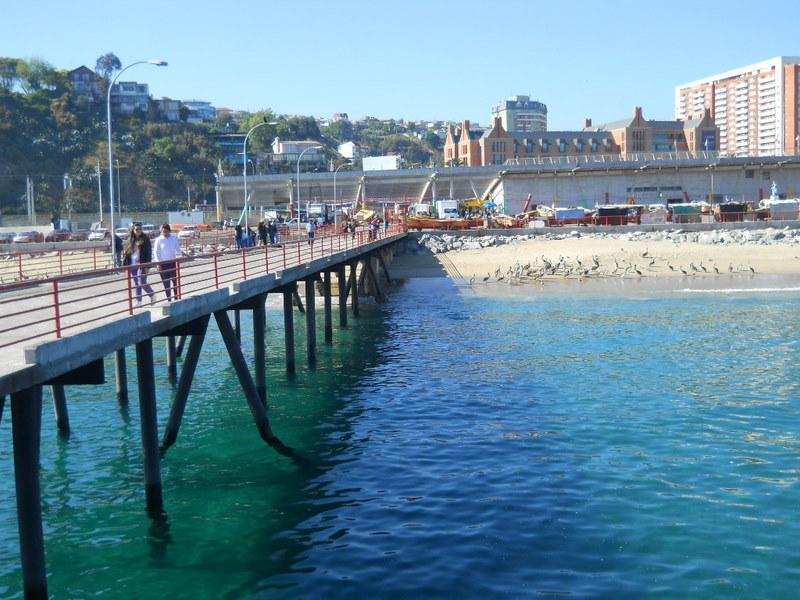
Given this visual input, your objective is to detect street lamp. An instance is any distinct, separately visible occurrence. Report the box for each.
[242,119,277,227]
[106,59,167,263]
[333,161,353,230]
[296,145,322,230]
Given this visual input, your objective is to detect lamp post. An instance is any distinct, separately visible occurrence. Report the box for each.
[333,161,352,231]
[243,120,277,228]
[107,59,167,263]
[296,145,322,231]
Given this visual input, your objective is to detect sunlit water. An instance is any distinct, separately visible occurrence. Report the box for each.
[1,276,799,598]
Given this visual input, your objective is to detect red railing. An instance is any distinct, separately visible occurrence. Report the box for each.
[0,226,402,352]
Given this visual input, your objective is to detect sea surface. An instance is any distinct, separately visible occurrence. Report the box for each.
[1,276,799,599]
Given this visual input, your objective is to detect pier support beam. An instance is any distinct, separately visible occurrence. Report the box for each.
[323,271,333,343]
[252,294,267,405]
[305,279,317,365]
[234,309,241,343]
[363,256,386,302]
[175,335,187,358]
[160,316,209,457]
[11,386,47,600]
[1,395,6,425]
[350,262,359,318]
[135,339,163,515]
[166,336,177,384]
[50,384,70,436]
[378,252,393,285]
[292,288,306,313]
[337,266,348,328]
[282,288,296,375]
[213,310,297,460]
[115,348,128,405]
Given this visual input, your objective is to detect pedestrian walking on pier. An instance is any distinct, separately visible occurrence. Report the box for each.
[307,218,317,244]
[257,219,268,246]
[154,223,183,302]
[268,220,278,245]
[123,224,155,307]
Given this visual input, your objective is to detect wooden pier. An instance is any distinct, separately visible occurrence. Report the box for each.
[0,228,404,598]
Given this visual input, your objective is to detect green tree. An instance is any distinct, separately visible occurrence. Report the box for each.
[323,119,354,142]
[95,52,121,82]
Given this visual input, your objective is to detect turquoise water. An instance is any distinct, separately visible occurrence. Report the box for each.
[1,277,799,598]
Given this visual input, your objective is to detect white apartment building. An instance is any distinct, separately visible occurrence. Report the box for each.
[675,56,800,156]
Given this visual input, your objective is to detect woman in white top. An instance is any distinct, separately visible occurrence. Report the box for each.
[153,223,183,301]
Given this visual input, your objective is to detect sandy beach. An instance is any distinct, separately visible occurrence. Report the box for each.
[433,229,800,284]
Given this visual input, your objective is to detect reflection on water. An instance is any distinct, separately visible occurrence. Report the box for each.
[0,277,799,599]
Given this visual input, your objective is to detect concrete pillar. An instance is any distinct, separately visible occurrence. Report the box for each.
[282,289,295,375]
[166,336,177,384]
[337,266,348,328]
[115,348,128,405]
[0,395,5,425]
[50,384,70,435]
[323,271,333,343]
[11,386,47,599]
[253,295,267,405]
[135,339,163,515]
[305,279,316,366]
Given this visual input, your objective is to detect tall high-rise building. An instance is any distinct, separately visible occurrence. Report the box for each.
[675,56,800,156]
[491,95,547,133]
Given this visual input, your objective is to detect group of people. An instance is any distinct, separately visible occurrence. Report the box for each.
[234,219,280,249]
[119,223,183,307]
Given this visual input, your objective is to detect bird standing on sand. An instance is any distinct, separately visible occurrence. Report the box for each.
[483,273,490,282]
[469,275,475,286]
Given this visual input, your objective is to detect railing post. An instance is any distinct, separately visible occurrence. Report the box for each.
[92,247,97,271]
[282,243,286,270]
[175,260,182,300]
[58,251,63,276]
[264,244,269,274]
[52,281,62,339]
[126,267,134,315]
[310,238,314,261]
[296,240,301,266]
[18,253,23,280]
[241,249,247,280]
[213,254,219,289]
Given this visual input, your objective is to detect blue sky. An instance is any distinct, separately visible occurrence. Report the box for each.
[2,0,798,129]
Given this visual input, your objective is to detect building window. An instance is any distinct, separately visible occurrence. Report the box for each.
[762,170,770,180]
[590,140,598,152]
[745,169,754,179]
[541,141,549,153]
[558,140,566,153]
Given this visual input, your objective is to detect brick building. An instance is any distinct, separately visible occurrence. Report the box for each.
[443,108,718,167]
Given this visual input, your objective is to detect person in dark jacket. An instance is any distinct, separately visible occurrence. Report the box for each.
[122,224,155,306]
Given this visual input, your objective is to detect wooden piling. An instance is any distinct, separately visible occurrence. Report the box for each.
[253,294,267,405]
[160,316,209,457]
[115,348,128,405]
[364,256,386,302]
[234,309,241,343]
[337,266,348,328]
[305,279,316,365]
[11,386,47,599]
[213,310,298,461]
[175,335,187,358]
[323,271,333,343]
[378,251,393,284]
[50,384,70,435]
[135,338,163,515]
[0,395,5,425]
[292,288,306,313]
[350,262,360,318]
[283,288,296,374]
[166,336,177,384]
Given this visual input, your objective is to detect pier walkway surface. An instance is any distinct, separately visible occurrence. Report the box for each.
[0,227,405,398]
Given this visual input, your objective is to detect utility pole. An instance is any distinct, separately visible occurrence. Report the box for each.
[96,163,103,223]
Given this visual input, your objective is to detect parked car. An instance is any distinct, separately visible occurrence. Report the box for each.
[178,225,199,240]
[12,231,44,243]
[115,227,131,241]
[45,229,71,242]
[68,230,89,242]
[88,228,110,241]
[141,223,157,238]
[0,231,16,244]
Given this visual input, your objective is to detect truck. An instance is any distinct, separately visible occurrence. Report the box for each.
[435,200,459,219]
